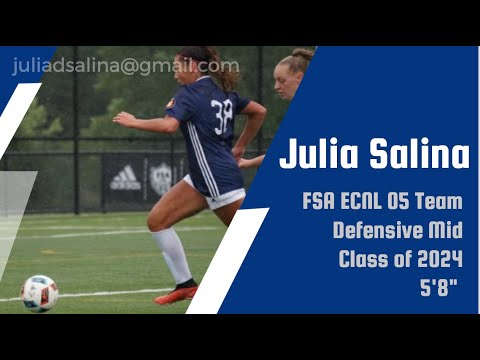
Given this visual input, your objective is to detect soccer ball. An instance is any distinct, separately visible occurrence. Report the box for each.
[20,275,59,313]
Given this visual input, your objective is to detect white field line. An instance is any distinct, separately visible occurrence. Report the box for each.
[23,226,148,230]
[20,212,212,223]
[2,226,147,231]
[0,288,173,302]
[1,226,222,240]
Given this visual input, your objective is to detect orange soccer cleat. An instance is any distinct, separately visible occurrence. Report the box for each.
[154,286,198,305]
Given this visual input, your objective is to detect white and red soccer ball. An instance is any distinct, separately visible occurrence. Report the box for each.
[21,275,59,313]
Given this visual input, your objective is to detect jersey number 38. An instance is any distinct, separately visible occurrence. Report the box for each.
[211,99,233,135]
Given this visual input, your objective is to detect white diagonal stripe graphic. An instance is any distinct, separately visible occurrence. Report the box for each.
[187,207,269,314]
[0,83,42,160]
[1,172,37,284]
[0,84,40,285]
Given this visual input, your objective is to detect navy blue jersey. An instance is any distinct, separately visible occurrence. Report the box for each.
[165,76,250,197]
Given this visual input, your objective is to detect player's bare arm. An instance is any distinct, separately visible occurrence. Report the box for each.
[232,102,267,161]
[113,112,180,134]
[239,154,265,169]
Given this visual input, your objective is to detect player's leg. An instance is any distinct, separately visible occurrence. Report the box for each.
[149,178,208,305]
[213,197,244,226]
[147,178,208,232]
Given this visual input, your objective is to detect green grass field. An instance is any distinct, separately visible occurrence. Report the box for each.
[0,211,225,314]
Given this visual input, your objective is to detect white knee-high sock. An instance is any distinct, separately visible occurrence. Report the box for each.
[151,228,192,284]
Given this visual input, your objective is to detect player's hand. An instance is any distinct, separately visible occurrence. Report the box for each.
[113,112,137,128]
[231,146,245,163]
[238,158,250,169]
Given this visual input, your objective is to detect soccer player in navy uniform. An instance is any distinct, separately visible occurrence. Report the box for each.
[239,47,314,169]
[113,46,266,305]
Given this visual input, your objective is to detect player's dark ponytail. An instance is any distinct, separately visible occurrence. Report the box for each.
[278,48,315,74]
[203,47,239,91]
[177,46,240,91]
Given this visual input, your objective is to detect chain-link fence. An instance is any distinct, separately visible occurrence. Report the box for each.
[1,46,310,213]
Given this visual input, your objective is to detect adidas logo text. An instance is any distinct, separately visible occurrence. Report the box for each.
[110,165,141,190]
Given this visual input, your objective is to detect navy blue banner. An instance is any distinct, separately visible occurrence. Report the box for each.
[223,47,478,314]
[0,47,56,108]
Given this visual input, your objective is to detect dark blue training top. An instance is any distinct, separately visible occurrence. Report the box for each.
[165,76,250,197]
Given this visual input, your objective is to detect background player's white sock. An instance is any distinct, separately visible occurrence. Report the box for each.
[151,228,192,285]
